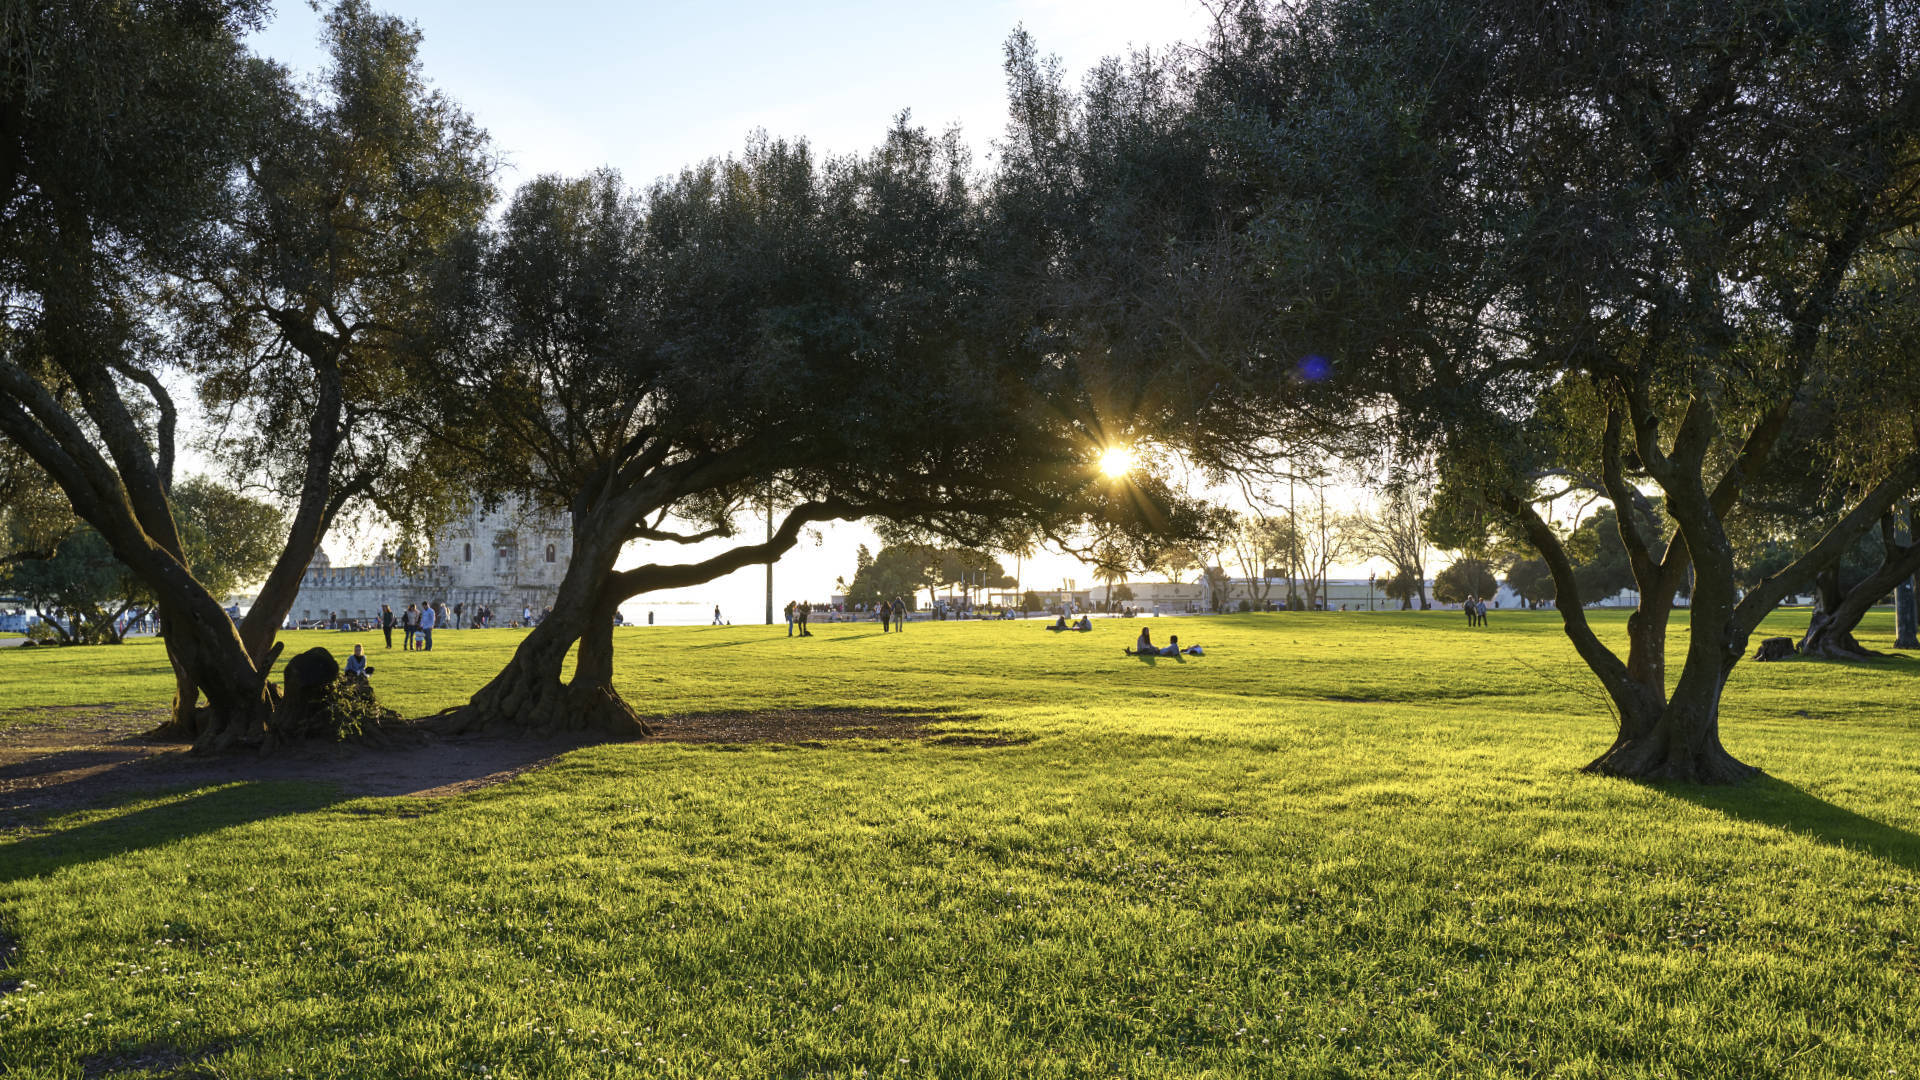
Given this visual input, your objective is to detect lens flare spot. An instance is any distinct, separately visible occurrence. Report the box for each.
[1097,445,1137,479]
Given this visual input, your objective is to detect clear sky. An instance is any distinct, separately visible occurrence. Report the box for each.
[248,0,1216,193]
[243,1,1397,620]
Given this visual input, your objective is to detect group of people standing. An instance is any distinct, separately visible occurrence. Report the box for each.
[1463,596,1491,627]
[380,602,443,651]
[783,600,815,637]
[876,596,909,633]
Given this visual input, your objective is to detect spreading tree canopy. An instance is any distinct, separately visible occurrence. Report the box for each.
[163,0,493,739]
[420,123,1211,735]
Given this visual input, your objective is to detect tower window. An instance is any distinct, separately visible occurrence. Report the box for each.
[464,542,472,562]
[546,543,556,563]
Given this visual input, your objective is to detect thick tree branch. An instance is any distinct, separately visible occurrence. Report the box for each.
[1734,455,1920,633]
[110,360,176,492]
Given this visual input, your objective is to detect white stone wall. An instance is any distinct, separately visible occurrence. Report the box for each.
[287,497,572,624]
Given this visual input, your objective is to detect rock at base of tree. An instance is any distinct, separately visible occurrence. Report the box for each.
[1753,637,1797,662]
[275,647,416,745]
[281,647,339,709]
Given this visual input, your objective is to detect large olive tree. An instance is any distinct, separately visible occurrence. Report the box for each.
[422,123,1208,735]
[0,1,491,751]
[166,0,492,739]
[1197,0,1920,781]
[0,0,281,746]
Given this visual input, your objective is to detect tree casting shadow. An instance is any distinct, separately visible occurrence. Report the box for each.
[0,781,342,885]
[1660,774,1920,873]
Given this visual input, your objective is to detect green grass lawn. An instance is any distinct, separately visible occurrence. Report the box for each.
[1,610,1917,1078]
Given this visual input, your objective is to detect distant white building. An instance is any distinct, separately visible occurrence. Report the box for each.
[1089,579,1204,612]
[289,497,572,625]
[1090,575,1536,613]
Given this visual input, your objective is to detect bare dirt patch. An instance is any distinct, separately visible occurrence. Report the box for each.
[0,707,1026,826]
[81,1040,224,1079]
[644,707,1028,748]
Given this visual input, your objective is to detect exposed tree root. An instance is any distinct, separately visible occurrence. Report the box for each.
[1584,735,1761,785]
[436,668,653,738]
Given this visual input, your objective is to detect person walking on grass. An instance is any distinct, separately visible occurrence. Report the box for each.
[798,600,813,637]
[892,596,907,632]
[380,604,395,649]
[878,599,891,633]
[785,600,796,637]
[400,604,417,651]
[1464,596,1477,628]
[420,599,436,651]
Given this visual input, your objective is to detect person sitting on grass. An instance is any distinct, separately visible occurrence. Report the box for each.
[1159,634,1203,656]
[344,643,374,681]
[1049,615,1069,631]
[1131,633,1202,658]
[1075,616,1093,631]
[1126,627,1158,656]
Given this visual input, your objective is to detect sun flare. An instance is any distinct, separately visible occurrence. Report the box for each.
[1097,444,1137,479]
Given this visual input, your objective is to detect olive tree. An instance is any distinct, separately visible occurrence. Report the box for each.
[0,0,282,746]
[1198,0,1920,780]
[422,123,1207,735]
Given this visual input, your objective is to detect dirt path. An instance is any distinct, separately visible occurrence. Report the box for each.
[0,707,1017,826]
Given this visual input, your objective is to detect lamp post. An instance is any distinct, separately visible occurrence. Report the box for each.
[1898,506,1919,648]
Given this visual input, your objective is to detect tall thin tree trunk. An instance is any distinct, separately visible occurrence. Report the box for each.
[1899,573,1920,650]
[1903,509,1920,650]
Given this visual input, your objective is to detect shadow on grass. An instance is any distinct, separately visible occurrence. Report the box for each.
[0,781,341,885]
[1663,775,1920,873]
[1770,651,1919,676]
[688,631,897,650]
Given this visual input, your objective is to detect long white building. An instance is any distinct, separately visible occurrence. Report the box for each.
[289,498,572,625]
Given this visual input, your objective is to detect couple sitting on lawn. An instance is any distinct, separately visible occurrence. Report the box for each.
[1126,627,1202,658]
[1047,615,1093,632]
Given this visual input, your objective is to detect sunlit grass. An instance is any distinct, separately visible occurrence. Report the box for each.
[1,609,1916,1077]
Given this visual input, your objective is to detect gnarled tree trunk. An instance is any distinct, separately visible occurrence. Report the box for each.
[1584,660,1757,783]
[444,492,859,737]
[442,515,650,737]
[144,580,282,753]
[1798,520,1920,660]
[1802,586,1916,659]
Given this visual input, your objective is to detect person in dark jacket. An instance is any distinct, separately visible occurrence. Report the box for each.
[380,604,395,649]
